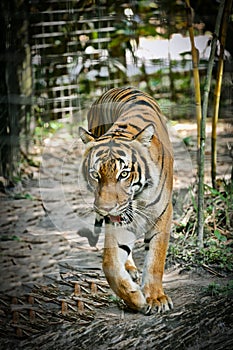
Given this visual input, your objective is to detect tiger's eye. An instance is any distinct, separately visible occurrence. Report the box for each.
[91,171,99,180]
[120,170,129,178]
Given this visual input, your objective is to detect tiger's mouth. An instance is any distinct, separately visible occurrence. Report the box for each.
[98,203,133,225]
[108,215,122,223]
[107,211,133,225]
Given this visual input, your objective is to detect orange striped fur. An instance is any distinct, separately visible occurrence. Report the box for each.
[79,87,173,314]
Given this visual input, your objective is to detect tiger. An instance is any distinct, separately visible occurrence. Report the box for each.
[79,87,173,314]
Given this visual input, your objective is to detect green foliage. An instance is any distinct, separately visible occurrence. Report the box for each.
[108,294,126,308]
[182,136,192,146]
[168,179,233,272]
[34,119,64,141]
[201,244,232,271]
[11,193,35,200]
[108,295,120,303]
[203,281,233,297]
[168,232,233,272]
[204,181,233,231]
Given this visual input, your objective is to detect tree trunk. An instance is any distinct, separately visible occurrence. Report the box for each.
[185,0,202,149]
[211,0,233,188]
[197,0,226,248]
[0,0,31,183]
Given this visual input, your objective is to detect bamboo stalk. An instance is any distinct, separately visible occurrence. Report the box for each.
[211,0,233,188]
[185,0,202,149]
[197,0,226,248]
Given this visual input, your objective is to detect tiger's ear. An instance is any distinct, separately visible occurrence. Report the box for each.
[79,126,96,144]
[135,124,154,146]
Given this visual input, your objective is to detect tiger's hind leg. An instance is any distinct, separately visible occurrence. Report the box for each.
[103,223,146,311]
[141,202,173,314]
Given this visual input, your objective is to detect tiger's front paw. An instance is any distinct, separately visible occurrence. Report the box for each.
[145,294,173,314]
[142,285,173,315]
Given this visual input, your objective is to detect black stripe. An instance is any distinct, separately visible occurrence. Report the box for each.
[158,145,165,181]
[105,216,110,224]
[115,149,127,157]
[144,232,157,245]
[132,163,143,190]
[116,89,137,101]
[155,201,170,222]
[111,87,129,100]
[104,129,134,139]
[118,244,131,255]
[97,137,133,145]
[132,181,143,193]
[134,99,154,109]
[95,217,104,228]
[95,149,105,157]
[146,172,167,208]
[128,122,142,132]
[120,114,156,125]
[140,155,151,182]
[131,100,163,124]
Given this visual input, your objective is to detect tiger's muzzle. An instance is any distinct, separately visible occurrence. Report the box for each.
[94,202,133,225]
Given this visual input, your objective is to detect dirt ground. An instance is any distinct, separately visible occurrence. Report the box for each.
[0,118,232,349]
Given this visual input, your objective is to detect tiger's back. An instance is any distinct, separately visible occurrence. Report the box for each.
[87,87,172,153]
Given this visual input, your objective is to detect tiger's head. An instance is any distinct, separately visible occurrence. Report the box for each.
[79,124,159,225]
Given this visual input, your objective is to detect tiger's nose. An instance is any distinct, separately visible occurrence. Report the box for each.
[94,186,118,215]
[94,204,114,216]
